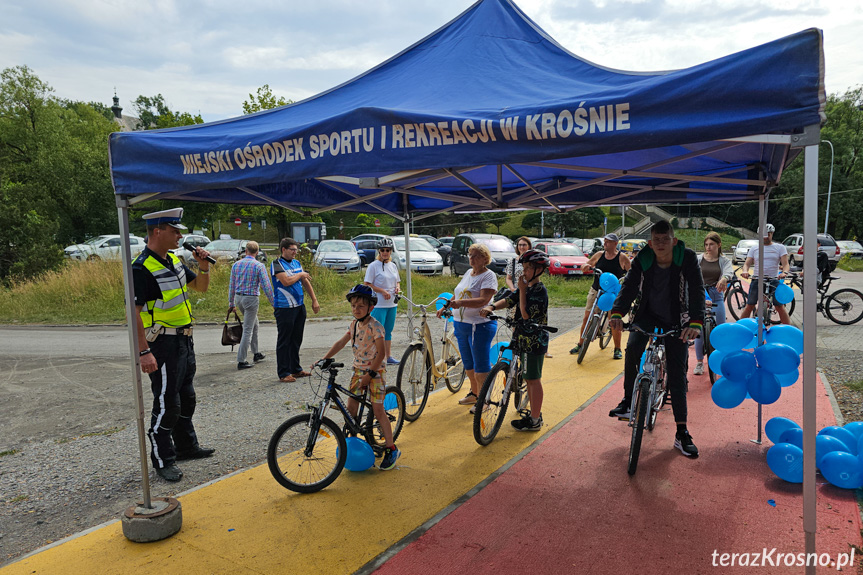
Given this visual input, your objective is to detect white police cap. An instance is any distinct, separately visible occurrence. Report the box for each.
[143,208,187,230]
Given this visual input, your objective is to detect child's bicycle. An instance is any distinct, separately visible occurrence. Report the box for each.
[393,294,465,421]
[267,359,406,493]
[624,324,678,476]
[576,287,614,364]
[473,313,557,446]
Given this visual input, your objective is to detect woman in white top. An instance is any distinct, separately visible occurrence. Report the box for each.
[364,237,401,364]
[438,243,498,411]
[693,232,734,375]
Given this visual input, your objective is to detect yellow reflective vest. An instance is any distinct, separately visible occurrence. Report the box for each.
[139,252,193,328]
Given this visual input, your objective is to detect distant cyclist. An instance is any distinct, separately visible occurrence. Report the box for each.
[740,224,790,324]
[317,285,401,470]
[608,220,704,458]
[570,233,631,360]
[481,249,550,431]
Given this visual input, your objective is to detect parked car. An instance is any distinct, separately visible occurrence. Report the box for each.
[733,239,759,264]
[353,238,383,266]
[313,240,362,272]
[418,234,452,266]
[64,235,146,261]
[782,233,839,271]
[569,238,602,256]
[619,238,648,259]
[450,233,516,275]
[350,233,388,244]
[205,239,267,264]
[391,236,444,275]
[837,240,863,260]
[171,234,211,266]
[534,242,592,276]
[438,236,455,247]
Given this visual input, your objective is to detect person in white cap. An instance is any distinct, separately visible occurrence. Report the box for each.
[740,223,791,324]
[570,233,631,359]
[132,207,215,482]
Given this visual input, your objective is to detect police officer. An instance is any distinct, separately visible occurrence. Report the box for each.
[133,208,215,482]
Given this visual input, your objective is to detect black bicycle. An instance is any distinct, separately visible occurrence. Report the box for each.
[267,360,406,493]
[701,294,718,385]
[473,314,557,446]
[726,271,796,324]
[785,272,863,325]
[625,324,678,476]
[576,286,614,364]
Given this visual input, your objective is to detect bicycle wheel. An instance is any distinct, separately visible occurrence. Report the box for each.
[396,344,430,422]
[725,286,747,321]
[513,358,529,413]
[577,315,598,364]
[704,318,717,385]
[442,335,465,393]
[364,386,406,448]
[267,413,346,493]
[473,360,511,446]
[597,311,613,349]
[627,376,651,476]
[825,289,863,325]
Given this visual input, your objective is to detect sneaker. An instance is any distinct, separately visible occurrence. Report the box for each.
[380,445,401,470]
[511,414,543,431]
[609,399,631,419]
[155,464,183,482]
[613,348,623,360]
[569,344,581,355]
[458,392,477,405]
[253,353,266,363]
[674,430,699,457]
[693,362,704,375]
[237,361,253,370]
[386,356,400,365]
[175,446,215,461]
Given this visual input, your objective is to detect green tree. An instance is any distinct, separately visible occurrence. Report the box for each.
[242,84,292,115]
[132,94,203,129]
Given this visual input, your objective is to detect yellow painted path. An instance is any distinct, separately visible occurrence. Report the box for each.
[2,330,624,575]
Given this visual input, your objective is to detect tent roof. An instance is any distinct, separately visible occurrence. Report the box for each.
[109,0,825,218]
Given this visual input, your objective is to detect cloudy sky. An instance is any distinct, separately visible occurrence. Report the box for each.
[2,0,860,122]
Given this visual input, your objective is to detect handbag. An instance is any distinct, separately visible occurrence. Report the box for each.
[221,309,243,349]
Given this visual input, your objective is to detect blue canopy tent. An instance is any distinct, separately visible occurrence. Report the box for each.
[110,0,826,561]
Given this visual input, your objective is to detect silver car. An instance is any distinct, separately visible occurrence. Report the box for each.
[837,240,863,260]
[64,235,146,261]
[313,240,362,272]
[391,236,444,275]
[733,239,759,264]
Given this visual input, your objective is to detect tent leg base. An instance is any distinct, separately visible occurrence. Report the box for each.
[122,497,182,542]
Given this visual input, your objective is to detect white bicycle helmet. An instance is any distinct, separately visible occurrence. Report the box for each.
[760,223,775,235]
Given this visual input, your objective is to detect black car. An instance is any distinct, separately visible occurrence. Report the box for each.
[419,235,453,266]
[450,233,516,275]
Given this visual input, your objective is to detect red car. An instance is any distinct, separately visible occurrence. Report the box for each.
[534,242,592,276]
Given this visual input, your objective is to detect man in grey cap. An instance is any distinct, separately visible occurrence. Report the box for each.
[133,208,215,482]
[570,233,631,359]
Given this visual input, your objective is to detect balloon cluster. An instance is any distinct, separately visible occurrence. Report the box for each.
[595,273,621,312]
[765,417,863,488]
[709,321,803,409]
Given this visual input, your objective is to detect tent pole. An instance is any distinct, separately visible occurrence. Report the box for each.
[115,196,152,509]
[802,143,819,570]
[752,194,766,444]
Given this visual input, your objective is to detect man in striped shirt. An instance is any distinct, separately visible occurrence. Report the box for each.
[228,241,275,370]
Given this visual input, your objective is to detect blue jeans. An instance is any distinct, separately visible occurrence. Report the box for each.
[453,320,498,373]
[370,306,397,341]
[695,285,727,361]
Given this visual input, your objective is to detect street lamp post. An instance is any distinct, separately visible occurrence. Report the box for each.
[822,139,834,234]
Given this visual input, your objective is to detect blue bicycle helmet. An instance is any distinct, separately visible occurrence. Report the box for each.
[346,284,378,305]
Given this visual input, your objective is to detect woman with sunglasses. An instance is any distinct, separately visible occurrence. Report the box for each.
[364,237,401,364]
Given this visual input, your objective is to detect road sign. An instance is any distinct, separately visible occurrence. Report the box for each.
[374,219,380,228]
[234,218,241,226]
[248,222,252,230]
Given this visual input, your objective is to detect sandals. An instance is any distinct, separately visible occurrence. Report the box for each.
[279,375,296,383]
[458,392,477,405]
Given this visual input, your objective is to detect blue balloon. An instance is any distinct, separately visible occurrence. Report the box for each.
[766,443,804,483]
[490,341,513,363]
[774,281,795,305]
[599,272,620,294]
[343,437,375,472]
[764,325,804,355]
[819,426,858,455]
[708,349,727,377]
[711,378,748,409]
[736,317,759,334]
[597,292,616,312]
[776,369,799,388]
[710,323,755,352]
[436,292,455,323]
[844,421,863,441]
[754,343,801,375]
[746,368,781,405]
[821,451,863,489]
[720,351,757,382]
[383,390,398,411]
[816,434,851,468]
[765,417,800,444]
[779,427,804,449]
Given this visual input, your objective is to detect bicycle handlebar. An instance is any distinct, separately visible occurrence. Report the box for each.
[314,358,345,371]
[486,313,558,333]
[622,323,682,338]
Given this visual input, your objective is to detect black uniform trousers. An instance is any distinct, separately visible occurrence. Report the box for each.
[147,334,200,469]
[275,305,307,378]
